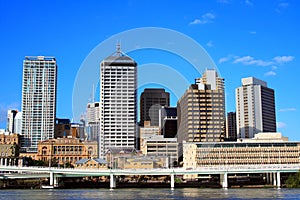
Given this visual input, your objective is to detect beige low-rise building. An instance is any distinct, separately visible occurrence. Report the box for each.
[117,156,168,169]
[183,133,300,179]
[0,132,20,165]
[35,137,97,166]
[75,158,108,169]
[105,147,141,168]
[141,134,178,167]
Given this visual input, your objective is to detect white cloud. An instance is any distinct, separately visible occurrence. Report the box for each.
[219,57,229,63]
[218,0,231,4]
[190,19,203,25]
[264,71,276,76]
[203,13,215,19]
[206,40,214,47]
[279,108,297,112]
[273,56,294,64]
[218,54,294,75]
[277,122,286,128]
[245,0,253,6]
[276,2,289,13]
[233,56,273,66]
[189,12,215,25]
[271,65,278,70]
[218,55,233,63]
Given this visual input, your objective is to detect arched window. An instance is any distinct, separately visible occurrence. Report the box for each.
[42,146,48,155]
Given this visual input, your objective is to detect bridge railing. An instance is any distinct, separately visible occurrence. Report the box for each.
[1,163,300,174]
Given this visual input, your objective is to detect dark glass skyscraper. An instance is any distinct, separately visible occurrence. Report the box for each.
[140,88,170,126]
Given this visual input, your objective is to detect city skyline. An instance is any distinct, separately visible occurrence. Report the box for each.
[0,1,299,140]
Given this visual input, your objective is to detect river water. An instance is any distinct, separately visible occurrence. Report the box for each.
[0,188,300,200]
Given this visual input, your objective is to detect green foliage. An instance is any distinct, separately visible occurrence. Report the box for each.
[175,177,182,184]
[64,162,74,168]
[23,157,47,167]
[286,172,300,188]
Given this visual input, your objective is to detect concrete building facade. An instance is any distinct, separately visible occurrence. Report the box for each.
[183,133,297,179]
[236,77,276,138]
[86,102,100,141]
[36,137,97,166]
[14,111,22,135]
[177,69,225,148]
[141,134,178,167]
[21,56,57,152]
[99,44,137,158]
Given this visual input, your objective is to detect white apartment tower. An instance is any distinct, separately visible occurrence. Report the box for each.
[86,102,100,141]
[14,111,22,134]
[21,56,57,152]
[236,77,276,138]
[99,44,137,158]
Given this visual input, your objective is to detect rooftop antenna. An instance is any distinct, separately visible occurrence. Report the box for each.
[92,84,95,103]
[116,40,122,56]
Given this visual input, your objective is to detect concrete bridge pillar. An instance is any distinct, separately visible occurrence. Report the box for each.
[50,172,54,186]
[0,158,3,166]
[266,173,269,184]
[49,172,58,187]
[273,172,277,186]
[220,173,228,188]
[269,172,273,185]
[277,172,281,188]
[4,158,8,166]
[170,174,175,189]
[18,158,23,167]
[110,174,116,189]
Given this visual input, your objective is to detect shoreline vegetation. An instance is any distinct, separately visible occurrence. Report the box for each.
[286,171,300,188]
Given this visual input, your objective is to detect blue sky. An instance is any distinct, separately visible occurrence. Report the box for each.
[0,0,299,140]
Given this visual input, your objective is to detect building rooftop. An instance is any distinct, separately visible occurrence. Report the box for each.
[25,56,56,61]
[75,158,107,165]
[102,43,136,64]
[238,132,288,142]
[242,77,267,87]
[106,147,138,154]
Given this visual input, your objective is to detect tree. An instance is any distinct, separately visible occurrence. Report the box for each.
[64,162,74,168]
[286,172,300,188]
[23,157,47,167]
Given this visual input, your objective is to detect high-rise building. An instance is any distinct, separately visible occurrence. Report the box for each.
[140,88,170,126]
[7,110,17,133]
[159,106,177,138]
[177,69,225,147]
[54,118,71,138]
[86,102,100,141]
[99,44,137,158]
[226,112,237,141]
[21,56,57,152]
[14,111,22,134]
[236,77,276,138]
